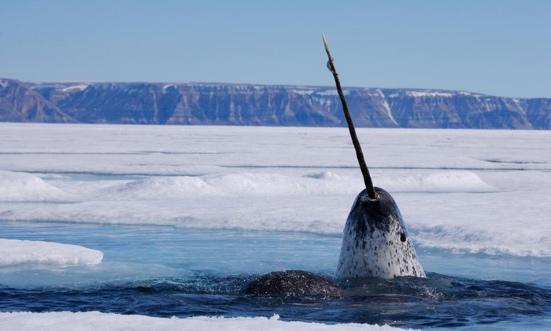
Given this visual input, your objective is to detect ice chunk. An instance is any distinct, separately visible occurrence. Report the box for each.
[0,239,103,267]
[0,311,410,331]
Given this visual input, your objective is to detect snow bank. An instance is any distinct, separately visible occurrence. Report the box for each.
[0,239,103,267]
[102,176,220,199]
[103,171,494,200]
[0,169,493,203]
[377,171,495,193]
[308,170,495,193]
[0,171,71,201]
[0,312,410,331]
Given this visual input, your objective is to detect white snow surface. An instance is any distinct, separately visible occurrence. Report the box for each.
[99,170,494,200]
[291,88,316,95]
[0,239,103,267]
[317,89,350,96]
[61,84,89,93]
[291,88,350,97]
[387,90,478,98]
[162,84,177,91]
[405,90,454,97]
[0,170,72,201]
[0,124,551,257]
[0,312,409,331]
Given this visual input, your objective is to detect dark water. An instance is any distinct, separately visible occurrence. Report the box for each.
[1,273,550,329]
[1,221,551,329]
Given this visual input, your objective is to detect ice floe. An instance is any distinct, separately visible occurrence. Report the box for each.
[0,239,103,267]
[0,312,410,331]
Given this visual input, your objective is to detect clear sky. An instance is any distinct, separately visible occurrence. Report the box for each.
[1,0,550,97]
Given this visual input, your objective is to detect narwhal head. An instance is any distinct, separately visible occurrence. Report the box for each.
[336,187,425,280]
[322,35,425,280]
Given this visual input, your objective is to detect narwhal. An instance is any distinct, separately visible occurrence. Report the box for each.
[322,35,426,280]
[244,36,425,297]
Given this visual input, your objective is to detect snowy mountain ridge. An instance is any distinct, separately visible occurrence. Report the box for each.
[1,78,550,129]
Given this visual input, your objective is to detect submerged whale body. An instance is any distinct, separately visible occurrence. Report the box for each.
[245,36,426,296]
[243,270,341,298]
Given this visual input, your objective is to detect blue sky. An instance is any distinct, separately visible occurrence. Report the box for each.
[1,0,550,97]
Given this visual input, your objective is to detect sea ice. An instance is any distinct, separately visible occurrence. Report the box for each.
[0,170,72,202]
[0,312,410,331]
[0,124,550,257]
[0,239,103,267]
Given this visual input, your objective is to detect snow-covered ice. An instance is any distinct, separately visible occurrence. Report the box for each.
[0,239,103,267]
[0,123,550,257]
[0,170,73,201]
[0,312,409,331]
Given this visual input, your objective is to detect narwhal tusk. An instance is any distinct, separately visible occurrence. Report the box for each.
[322,34,377,200]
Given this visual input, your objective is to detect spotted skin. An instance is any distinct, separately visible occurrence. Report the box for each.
[336,187,425,280]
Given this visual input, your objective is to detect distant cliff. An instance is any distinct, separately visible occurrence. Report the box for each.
[1,78,550,129]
